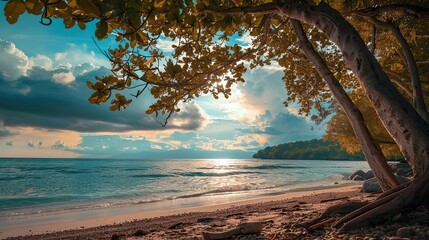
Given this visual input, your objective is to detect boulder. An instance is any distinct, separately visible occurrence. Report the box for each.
[349,170,366,180]
[361,178,382,193]
[361,176,410,193]
[389,162,413,178]
[363,170,374,179]
[352,175,365,181]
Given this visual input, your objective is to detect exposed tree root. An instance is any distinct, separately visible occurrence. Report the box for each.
[308,218,336,231]
[376,181,411,200]
[302,175,429,234]
[334,178,429,233]
[334,189,401,228]
[305,201,367,228]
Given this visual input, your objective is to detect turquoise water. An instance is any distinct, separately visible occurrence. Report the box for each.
[0,158,370,219]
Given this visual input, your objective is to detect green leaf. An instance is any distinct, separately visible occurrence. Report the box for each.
[95,21,108,39]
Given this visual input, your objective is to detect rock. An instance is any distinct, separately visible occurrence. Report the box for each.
[111,234,121,240]
[361,176,410,193]
[349,170,366,180]
[363,170,374,179]
[133,229,150,236]
[168,222,185,229]
[197,217,215,223]
[396,227,415,237]
[390,162,412,177]
[353,175,365,181]
[361,178,382,193]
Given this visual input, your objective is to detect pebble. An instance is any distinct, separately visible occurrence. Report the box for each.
[396,227,415,237]
[110,234,120,240]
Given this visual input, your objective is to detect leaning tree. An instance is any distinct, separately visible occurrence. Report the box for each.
[4,0,429,232]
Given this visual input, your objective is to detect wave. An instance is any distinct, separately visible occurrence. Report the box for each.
[172,171,263,177]
[131,174,173,178]
[123,167,150,171]
[243,164,308,170]
[174,184,271,199]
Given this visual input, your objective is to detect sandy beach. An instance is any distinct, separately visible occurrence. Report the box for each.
[2,184,428,240]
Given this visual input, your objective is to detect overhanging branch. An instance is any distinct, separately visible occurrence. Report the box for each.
[343,4,429,18]
[204,2,279,16]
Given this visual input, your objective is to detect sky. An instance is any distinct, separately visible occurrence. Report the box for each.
[0,12,326,159]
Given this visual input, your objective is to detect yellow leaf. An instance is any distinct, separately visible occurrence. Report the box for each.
[154,0,165,8]
[5,0,26,24]
[109,104,119,111]
[86,81,95,89]
[145,57,155,66]
[78,21,86,30]
[76,0,100,18]
[130,39,137,48]
[68,0,77,8]
[391,63,403,72]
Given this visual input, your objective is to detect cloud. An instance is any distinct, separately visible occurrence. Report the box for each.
[169,101,209,130]
[52,71,75,84]
[0,39,30,80]
[0,41,210,133]
[73,62,97,76]
[151,144,162,150]
[52,43,109,68]
[157,38,179,52]
[30,54,53,70]
[236,32,255,49]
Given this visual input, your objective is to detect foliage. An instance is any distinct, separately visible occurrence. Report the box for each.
[324,93,403,158]
[3,0,429,141]
[252,139,364,160]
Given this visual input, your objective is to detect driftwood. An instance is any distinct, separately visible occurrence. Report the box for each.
[202,222,263,240]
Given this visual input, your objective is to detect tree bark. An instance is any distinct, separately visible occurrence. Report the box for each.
[363,17,429,123]
[277,0,429,177]
[291,20,399,190]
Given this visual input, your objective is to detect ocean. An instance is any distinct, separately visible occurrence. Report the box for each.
[0,158,370,226]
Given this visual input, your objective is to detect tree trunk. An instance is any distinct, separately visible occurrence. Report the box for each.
[364,17,429,123]
[291,20,399,190]
[277,0,429,230]
[277,0,429,177]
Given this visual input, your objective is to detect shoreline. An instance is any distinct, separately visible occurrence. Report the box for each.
[1,184,361,239]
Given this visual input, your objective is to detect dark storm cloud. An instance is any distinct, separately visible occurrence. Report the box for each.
[0,66,208,132]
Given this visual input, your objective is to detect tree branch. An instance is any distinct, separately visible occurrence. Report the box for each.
[362,17,428,120]
[291,19,399,190]
[343,4,429,18]
[204,2,279,16]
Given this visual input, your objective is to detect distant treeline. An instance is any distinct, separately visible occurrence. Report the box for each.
[253,139,365,160]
